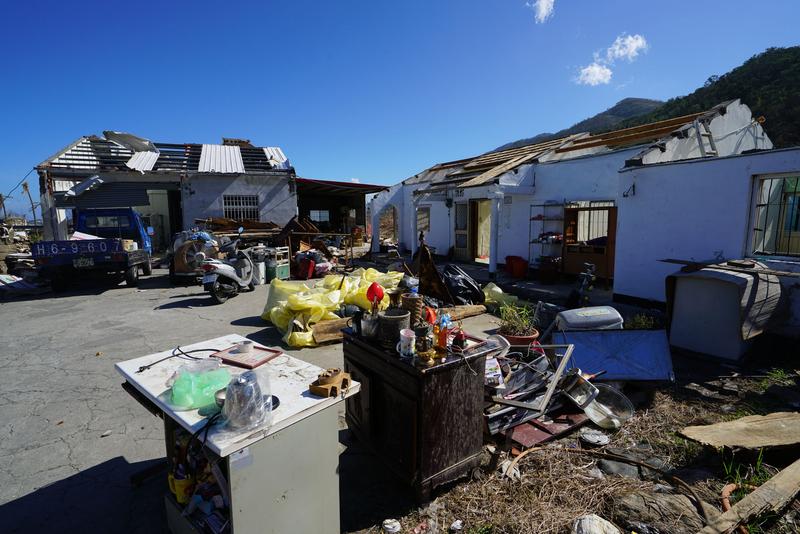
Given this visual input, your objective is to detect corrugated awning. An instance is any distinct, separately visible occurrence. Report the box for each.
[295,178,387,195]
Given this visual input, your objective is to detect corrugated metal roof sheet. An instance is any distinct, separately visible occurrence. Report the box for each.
[199,144,245,173]
[126,151,160,172]
[263,147,289,169]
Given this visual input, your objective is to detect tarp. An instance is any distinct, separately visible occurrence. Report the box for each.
[552,329,674,382]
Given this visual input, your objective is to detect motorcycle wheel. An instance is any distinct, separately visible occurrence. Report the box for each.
[209,281,233,304]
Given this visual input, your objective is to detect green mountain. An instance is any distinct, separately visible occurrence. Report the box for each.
[498,46,800,151]
[613,46,800,148]
[496,97,663,150]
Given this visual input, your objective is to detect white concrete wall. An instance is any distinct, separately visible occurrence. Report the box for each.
[639,100,772,165]
[181,174,296,229]
[614,148,800,334]
[494,149,639,262]
[369,183,405,251]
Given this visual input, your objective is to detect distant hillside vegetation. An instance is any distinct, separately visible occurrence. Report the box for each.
[614,46,800,148]
[496,97,663,150]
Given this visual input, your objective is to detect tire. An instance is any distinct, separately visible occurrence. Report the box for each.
[209,281,230,304]
[247,281,256,292]
[168,258,178,284]
[142,258,153,276]
[51,276,69,292]
[124,265,139,287]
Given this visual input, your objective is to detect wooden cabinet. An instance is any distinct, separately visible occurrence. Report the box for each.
[343,331,485,500]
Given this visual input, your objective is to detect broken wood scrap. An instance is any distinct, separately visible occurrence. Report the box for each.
[699,457,800,534]
[680,412,800,449]
[311,304,487,345]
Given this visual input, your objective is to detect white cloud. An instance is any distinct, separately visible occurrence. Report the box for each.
[577,62,613,86]
[350,178,360,183]
[526,0,555,24]
[575,33,648,86]
[606,33,648,62]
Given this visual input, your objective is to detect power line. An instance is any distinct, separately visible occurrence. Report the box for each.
[5,168,35,198]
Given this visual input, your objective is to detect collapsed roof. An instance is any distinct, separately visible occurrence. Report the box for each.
[411,100,751,194]
[38,133,292,176]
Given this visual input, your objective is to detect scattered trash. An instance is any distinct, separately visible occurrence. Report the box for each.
[449,519,463,532]
[100,430,112,438]
[55,420,63,426]
[571,514,621,534]
[381,518,401,533]
[498,459,521,481]
[95,351,103,357]
[579,428,610,447]
[613,491,719,533]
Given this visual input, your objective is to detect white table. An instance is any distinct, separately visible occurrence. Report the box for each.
[116,334,359,534]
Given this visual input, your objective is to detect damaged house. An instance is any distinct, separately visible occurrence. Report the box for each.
[369,99,773,279]
[37,134,296,249]
[36,133,385,250]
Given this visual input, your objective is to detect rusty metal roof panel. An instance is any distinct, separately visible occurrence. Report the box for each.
[199,144,245,173]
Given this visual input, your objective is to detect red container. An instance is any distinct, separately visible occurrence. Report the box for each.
[505,256,527,278]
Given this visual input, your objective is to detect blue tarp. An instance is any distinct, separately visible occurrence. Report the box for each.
[552,329,674,382]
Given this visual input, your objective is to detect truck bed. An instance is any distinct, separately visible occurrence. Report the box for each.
[32,239,148,271]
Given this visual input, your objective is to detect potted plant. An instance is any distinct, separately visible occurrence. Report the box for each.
[497,303,540,345]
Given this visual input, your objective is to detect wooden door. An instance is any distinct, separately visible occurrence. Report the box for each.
[453,202,470,261]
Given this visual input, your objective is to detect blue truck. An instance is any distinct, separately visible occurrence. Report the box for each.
[32,208,153,291]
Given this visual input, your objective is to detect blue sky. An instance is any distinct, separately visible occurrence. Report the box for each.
[1,0,798,214]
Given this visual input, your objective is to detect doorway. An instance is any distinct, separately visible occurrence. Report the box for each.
[453,199,491,263]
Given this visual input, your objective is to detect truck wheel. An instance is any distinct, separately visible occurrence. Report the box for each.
[209,281,230,304]
[168,259,179,284]
[142,259,153,276]
[125,266,139,287]
[51,277,69,292]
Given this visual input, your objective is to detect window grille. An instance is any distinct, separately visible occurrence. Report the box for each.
[752,174,800,257]
[222,195,260,221]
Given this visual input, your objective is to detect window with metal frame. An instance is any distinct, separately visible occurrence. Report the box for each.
[222,195,260,221]
[568,200,614,242]
[752,174,800,257]
[309,209,330,222]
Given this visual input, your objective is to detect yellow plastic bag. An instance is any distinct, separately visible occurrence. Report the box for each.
[262,270,405,347]
[483,282,519,306]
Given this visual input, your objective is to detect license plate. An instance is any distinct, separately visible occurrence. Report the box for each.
[202,274,218,284]
[73,257,94,268]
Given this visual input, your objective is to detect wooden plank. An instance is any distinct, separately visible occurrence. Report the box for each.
[556,123,682,153]
[311,306,487,345]
[680,412,800,449]
[570,111,705,142]
[699,457,800,534]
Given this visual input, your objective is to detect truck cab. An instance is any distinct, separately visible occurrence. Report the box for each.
[76,208,153,254]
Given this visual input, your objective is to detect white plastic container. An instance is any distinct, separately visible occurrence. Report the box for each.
[555,306,623,331]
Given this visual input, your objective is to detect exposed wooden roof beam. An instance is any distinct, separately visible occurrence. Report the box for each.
[555,123,684,153]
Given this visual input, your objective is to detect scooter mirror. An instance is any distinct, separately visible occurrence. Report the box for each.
[238,226,244,235]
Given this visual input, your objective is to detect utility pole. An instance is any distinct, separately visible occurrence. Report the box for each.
[21,182,37,224]
[0,194,7,221]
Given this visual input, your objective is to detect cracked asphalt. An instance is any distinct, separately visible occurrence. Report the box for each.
[0,268,501,533]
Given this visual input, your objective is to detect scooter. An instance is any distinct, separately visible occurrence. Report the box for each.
[198,227,256,304]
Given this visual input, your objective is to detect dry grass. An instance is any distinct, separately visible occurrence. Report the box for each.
[357,374,798,533]
[364,448,651,534]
